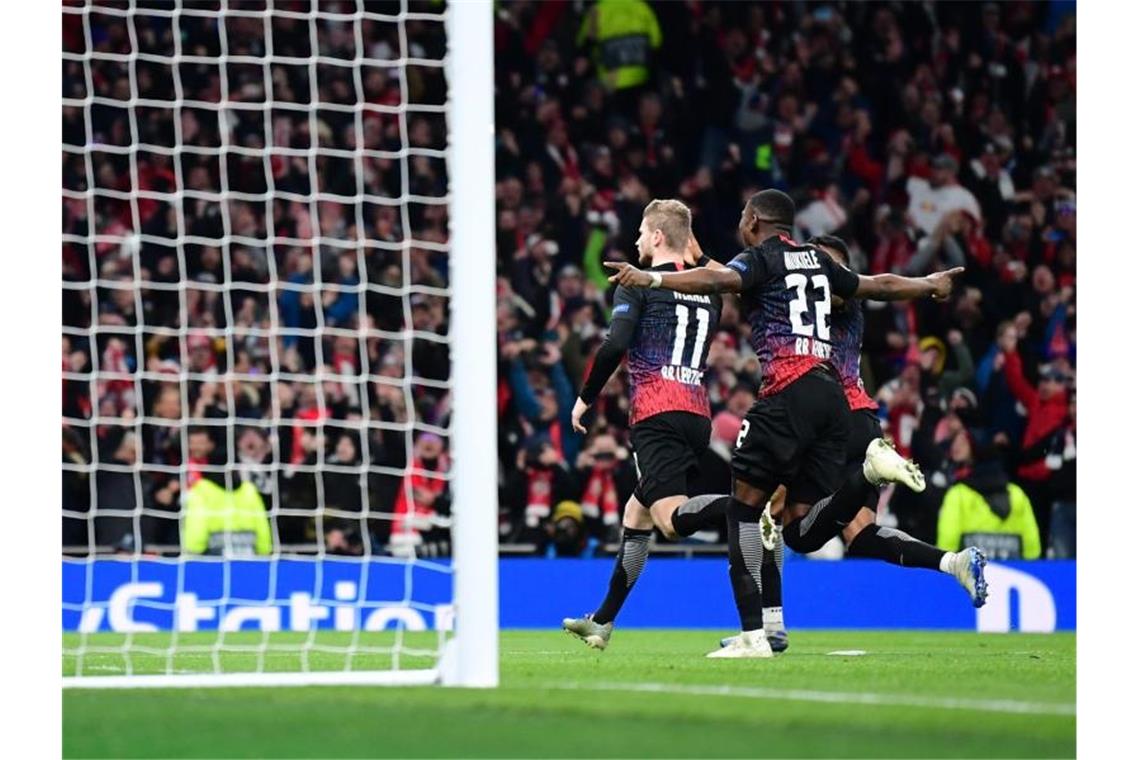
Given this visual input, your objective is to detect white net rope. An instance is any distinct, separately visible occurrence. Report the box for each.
[62,0,456,679]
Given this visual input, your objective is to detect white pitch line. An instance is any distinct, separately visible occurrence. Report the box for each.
[548,681,1075,717]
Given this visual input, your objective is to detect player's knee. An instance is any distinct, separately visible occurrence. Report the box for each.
[731,480,769,509]
[782,526,820,554]
[622,500,654,531]
[650,497,685,541]
[841,507,876,547]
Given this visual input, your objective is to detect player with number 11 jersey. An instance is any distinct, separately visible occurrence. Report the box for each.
[563,199,728,651]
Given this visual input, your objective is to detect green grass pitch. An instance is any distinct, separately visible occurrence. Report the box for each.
[63,630,1075,758]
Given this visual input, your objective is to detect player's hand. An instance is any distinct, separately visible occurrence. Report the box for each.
[604,261,654,288]
[571,397,589,434]
[925,267,965,301]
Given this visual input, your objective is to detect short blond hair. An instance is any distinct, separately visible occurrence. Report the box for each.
[642,199,692,252]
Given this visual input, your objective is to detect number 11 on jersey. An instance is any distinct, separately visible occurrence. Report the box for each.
[670,304,709,369]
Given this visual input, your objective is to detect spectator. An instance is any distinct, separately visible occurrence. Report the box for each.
[937,440,1041,561]
[574,432,635,542]
[92,430,140,547]
[62,426,91,547]
[542,500,594,558]
[576,0,661,99]
[236,427,275,506]
[1048,394,1077,558]
[182,467,273,557]
[502,436,578,546]
[390,432,451,557]
[905,154,983,237]
[1001,342,1072,551]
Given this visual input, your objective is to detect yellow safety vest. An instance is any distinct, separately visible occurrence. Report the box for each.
[182,479,272,556]
[578,0,662,91]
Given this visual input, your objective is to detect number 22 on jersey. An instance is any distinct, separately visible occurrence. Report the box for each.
[785,273,832,357]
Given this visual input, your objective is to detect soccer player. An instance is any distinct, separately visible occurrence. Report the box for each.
[798,234,987,598]
[606,190,964,657]
[718,234,988,652]
[562,199,730,650]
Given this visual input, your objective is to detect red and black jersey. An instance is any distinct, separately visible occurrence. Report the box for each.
[829,299,878,412]
[580,261,722,426]
[727,234,859,397]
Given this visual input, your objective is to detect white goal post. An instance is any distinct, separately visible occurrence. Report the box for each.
[61,0,497,689]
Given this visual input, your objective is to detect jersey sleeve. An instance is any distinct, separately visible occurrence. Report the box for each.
[726,249,767,291]
[609,285,643,337]
[821,254,860,299]
[578,286,642,405]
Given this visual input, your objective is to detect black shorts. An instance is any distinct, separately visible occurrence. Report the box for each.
[629,411,711,505]
[845,408,883,466]
[732,365,849,506]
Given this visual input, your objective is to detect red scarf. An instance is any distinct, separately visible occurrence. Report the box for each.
[290,406,328,465]
[525,467,554,528]
[888,403,919,459]
[581,466,619,526]
[393,454,450,537]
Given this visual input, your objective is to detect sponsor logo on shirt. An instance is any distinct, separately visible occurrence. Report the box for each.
[660,366,705,385]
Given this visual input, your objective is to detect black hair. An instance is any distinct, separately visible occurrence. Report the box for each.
[746,189,796,229]
[807,234,850,263]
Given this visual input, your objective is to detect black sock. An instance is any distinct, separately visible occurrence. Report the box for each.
[846,524,946,570]
[670,494,730,537]
[593,528,652,625]
[783,468,877,554]
[726,499,765,631]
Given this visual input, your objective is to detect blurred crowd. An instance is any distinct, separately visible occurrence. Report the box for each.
[63,1,455,556]
[61,1,1076,561]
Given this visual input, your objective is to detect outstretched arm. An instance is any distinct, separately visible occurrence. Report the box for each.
[604,261,743,294]
[1001,343,1039,408]
[854,267,964,302]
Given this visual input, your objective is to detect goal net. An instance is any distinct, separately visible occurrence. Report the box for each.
[61,0,497,688]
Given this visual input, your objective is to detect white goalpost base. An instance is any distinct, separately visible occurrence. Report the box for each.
[62,668,440,690]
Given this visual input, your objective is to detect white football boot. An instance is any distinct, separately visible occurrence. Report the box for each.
[863,438,926,492]
[949,546,989,608]
[706,629,774,659]
[760,500,779,552]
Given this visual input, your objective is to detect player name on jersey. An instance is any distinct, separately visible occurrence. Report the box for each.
[784,249,821,270]
[672,292,713,304]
